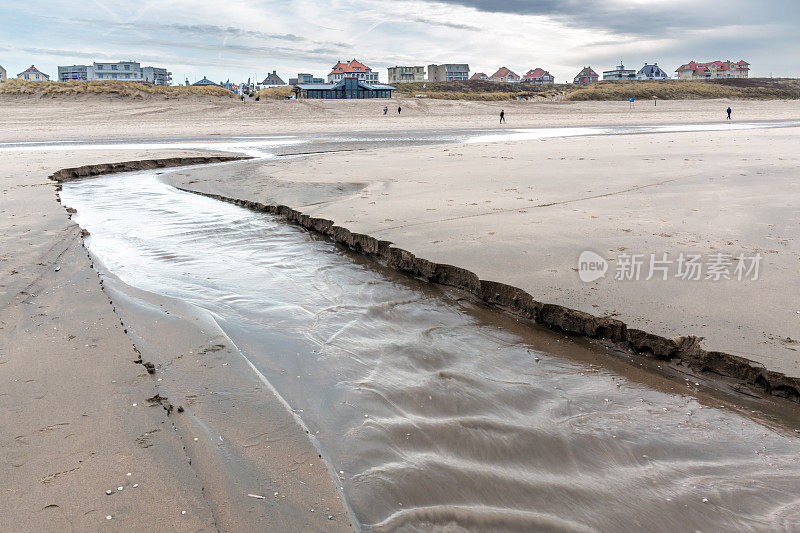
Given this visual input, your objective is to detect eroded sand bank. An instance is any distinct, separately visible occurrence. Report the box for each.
[167,125,800,382]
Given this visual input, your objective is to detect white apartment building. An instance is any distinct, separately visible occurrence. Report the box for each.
[58,61,172,85]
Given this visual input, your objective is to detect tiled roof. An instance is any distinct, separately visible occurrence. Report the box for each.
[18,65,46,76]
[676,60,749,73]
[575,67,598,78]
[523,68,550,79]
[469,72,488,80]
[491,67,518,78]
[329,59,371,75]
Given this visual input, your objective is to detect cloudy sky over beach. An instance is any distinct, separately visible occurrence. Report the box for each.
[1,0,797,83]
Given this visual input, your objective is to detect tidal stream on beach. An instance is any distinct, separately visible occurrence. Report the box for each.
[58,165,800,532]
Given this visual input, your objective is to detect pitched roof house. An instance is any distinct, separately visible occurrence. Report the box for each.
[573,66,598,85]
[328,59,378,83]
[469,72,488,81]
[636,63,669,80]
[521,68,554,84]
[0,64,6,81]
[17,65,49,81]
[675,60,749,79]
[260,70,286,87]
[192,76,220,87]
[490,67,520,83]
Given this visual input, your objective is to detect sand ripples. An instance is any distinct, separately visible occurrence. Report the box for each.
[61,171,800,531]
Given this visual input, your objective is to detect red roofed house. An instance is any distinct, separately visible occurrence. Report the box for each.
[17,65,50,82]
[469,72,488,81]
[521,68,555,84]
[489,67,520,83]
[675,60,749,80]
[328,59,379,83]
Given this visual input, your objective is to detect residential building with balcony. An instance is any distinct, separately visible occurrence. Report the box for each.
[427,64,470,82]
[603,62,636,81]
[387,66,425,84]
[675,60,750,79]
[57,61,172,85]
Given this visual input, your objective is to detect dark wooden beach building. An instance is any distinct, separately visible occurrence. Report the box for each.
[293,77,396,99]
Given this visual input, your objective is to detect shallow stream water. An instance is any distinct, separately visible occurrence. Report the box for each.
[60,169,800,532]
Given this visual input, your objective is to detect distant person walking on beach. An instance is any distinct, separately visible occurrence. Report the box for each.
[398,106,402,115]
[500,109,505,124]
[383,106,388,115]
[727,106,732,120]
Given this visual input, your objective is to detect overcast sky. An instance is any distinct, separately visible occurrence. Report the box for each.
[1,0,797,84]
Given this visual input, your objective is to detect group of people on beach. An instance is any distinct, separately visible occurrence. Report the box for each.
[381,104,733,123]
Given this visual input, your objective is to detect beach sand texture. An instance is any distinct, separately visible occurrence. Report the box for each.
[2,96,799,530]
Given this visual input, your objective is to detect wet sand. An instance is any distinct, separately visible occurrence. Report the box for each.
[2,98,800,531]
[0,150,349,531]
[167,125,800,381]
[59,169,800,530]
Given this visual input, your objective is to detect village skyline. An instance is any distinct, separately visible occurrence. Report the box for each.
[1,0,797,85]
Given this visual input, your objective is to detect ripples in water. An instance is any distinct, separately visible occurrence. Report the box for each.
[60,171,800,531]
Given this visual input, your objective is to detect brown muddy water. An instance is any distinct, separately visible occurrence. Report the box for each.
[59,169,800,532]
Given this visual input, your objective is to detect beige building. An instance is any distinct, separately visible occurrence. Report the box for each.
[675,60,749,79]
[427,64,470,82]
[0,65,6,82]
[388,66,425,84]
[17,65,49,81]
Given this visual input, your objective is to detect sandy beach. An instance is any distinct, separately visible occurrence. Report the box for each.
[2,96,800,530]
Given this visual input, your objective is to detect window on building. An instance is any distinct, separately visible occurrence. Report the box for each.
[111,65,117,70]
[124,64,130,70]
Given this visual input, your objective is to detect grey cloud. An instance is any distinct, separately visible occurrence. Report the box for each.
[428,0,800,37]
[409,16,480,31]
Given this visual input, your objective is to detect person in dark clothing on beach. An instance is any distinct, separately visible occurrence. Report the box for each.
[398,106,402,114]
[500,109,505,124]
[383,106,388,115]
[727,106,732,120]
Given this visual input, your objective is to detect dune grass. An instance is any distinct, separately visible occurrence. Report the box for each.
[564,79,800,101]
[0,78,235,98]
[394,80,572,100]
[254,86,294,100]
[392,78,800,101]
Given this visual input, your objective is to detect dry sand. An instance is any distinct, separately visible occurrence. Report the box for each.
[2,96,800,530]
[2,96,800,141]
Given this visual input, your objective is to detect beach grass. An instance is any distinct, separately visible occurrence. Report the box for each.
[393,78,800,101]
[566,78,800,101]
[0,78,235,98]
[254,86,294,100]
